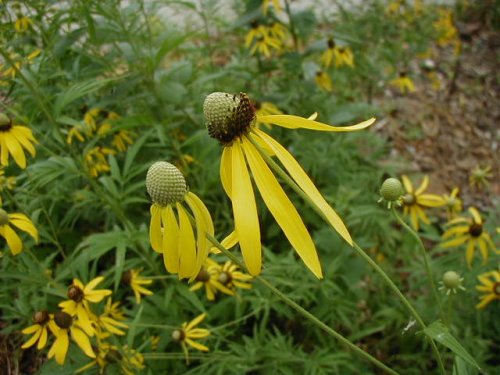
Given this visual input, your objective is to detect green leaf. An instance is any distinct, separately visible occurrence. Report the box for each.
[423,321,481,371]
[453,356,478,375]
[114,242,127,292]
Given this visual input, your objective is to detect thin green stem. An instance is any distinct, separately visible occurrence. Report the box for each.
[391,207,446,323]
[207,233,399,375]
[283,0,299,51]
[246,133,445,374]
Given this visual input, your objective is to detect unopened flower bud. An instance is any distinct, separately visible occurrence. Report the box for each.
[439,271,465,295]
[380,178,404,201]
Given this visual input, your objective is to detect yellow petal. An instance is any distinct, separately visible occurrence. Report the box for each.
[71,327,96,358]
[4,224,23,255]
[415,176,429,195]
[11,127,36,156]
[220,147,232,196]
[253,130,352,245]
[37,326,48,350]
[418,194,445,207]
[162,205,179,273]
[3,132,26,168]
[476,294,495,309]
[22,324,40,334]
[187,328,211,339]
[230,142,261,276]
[401,175,413,193]
[442,225,469,239]
[185,313,206,331]
[177,204,197,279]
[77,304,94,336]
[478,238,488,262]
[257,115,375,132]
[8,214,38,242]
[241,138,322,278]
[21,327,41,349]
[465,239,475,268]
[185,338,209,352]
[441,235,469,248]
[84,276,105,292]
[468,207,482,224]
[50,331,69,365]
[149,205,162,253]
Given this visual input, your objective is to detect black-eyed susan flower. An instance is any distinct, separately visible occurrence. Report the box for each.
[0,208,38,255]
[469,165,493,190]
[172,313,210,362]
[390,72,416,93]
[204,92,375,278]
[146,161,214,280]
[84,146,115,177]
[123,269,153,304]
[0,113,37,169]
[475,270,500,309]
[401,175,444,230]
[48,311,96,365]
[320,38,336,68]
[245,22,284,57]
[441,207,497,267]
[216,260,253,295]
[190,258,230,301]
[315,71,333,92]
[442,187,462,219]
[438,271,465,295]
[334,46,354,68]
[59,276,112,336]
[21,311,52,350]
[93,302,128,337]
[262,0,282,15]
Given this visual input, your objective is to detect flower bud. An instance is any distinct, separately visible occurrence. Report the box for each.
[380,178,404,201]
[442,271,461,289]
[146,161,187,206]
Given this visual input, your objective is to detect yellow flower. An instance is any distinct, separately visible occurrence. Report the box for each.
[0,50,40,81]
[262,0,282,15]
[390,72,416,93]
[21,311,51,350]
[172,313,210,363]
[0,114,37,169]
[83,108,102,131]
[475,270,500,309]
[442,187,462,219]
[315,71,333,92]
[146,161,214,280]
[469,165,493,190]
[245,22,283,57]
[334,46,354,68]
[66,124,88,144]
[14,16,32,33]
[59,276,112,336]
[441,207,497,267]
[123,269,153,304]
[84,146,115,177]
[112,130,134,152]
[216,260,253,295]
[204,92,375,278]
[401,175,444,230]
[48,311,96,365]
[103,298,127,321]
[190,258,231,301]
[434,9,458,47]
[0,208,38,255]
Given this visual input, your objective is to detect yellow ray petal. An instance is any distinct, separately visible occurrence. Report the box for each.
[465,239,475,267]
[3,132,26,168]
[186,313,206,331]
[21,327,41,349]
[11,127,36,156]
[476,294,495,309]
[253,130,352,245]
[4,224,23,255]
[442,225,469,239]
[441,235,469,248]
[415,175,429,195]
[162,205,179,273]
[418,194,445,207]
[220,147,232,196]
[401,175,413,193]
[257,115,375,132]
[241,138,322,278]
[185,338,209,352]
[37,327,48,350]
[230,142,261,276]
[84,276,105,291]
[149,205,162,253]
[468,207,482,224]
[477,238,488,262]
[8,214,38,241]
[71,327,96,358]
[177,204,197,279]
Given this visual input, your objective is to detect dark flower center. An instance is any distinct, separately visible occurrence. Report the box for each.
[327,38,335,49]
[171,329,185,342]
[195,268,211,283]
[468,223,483,237]
[67,285,84,302]
[54,311,73,329]
[494,282,500,296]
[403,193,415,206]
[122,270,132,284]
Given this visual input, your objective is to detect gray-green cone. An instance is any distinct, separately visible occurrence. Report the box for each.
[380,178,404,202]
[203,92,255,144]
[146,161,187,206]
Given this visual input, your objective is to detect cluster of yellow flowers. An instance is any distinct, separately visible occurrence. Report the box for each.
[66,107,134,177]
[245,21,288,57]
[399,175,498,309]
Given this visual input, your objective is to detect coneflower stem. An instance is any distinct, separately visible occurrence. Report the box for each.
[391,207,446,324]
[206,233,399,375]
[246,133,446,375]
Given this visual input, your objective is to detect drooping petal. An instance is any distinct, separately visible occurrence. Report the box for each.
[256,115,375,132]
[476,294,495,309]
[477,238,489,262]
[468,207,482,224]
[465,239,476,267]
[230,142,261,276]
[21,327,41,349]
[8,214,38,241]
[220,147,232,196]
[185,338,209,352]
[415,176,429,195]
[22,324,40,334]
[3,132,26,168]
[442,225,469,239]
[162,205,179,273]
[253,130,352,245]
[418,194,445,207]
[149,205,162,253]
[11,127,36,156]
[186,328,211,339]
[37,327,48,350]
[71,327,96,358]
[176,204,197,279]
[49,330,69,365]
[4,224,23,255]
[76,304,94,336]
[241,138,322,278]
[401,175,413,193]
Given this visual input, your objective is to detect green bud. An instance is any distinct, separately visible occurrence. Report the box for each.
[0,209,9,225]
[146,162,187,206]
[380,178,404,201]
[442,271,462,289]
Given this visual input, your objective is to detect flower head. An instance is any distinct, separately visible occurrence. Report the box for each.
[21,310,52,350]
[217,260,253,294]
[0,113,37,169]
[0,208,38,255]
[123,269,153,304]
[378,177,404,208]
[442,187,462,219]
[441,207,497,267]
[59,276,112,336]
[204,92,374,278]
[172,313,210,363]
[190,258,228,301]
[14,15,32,33]
[469,165,493,190]
[48,311,96,365]
[315,71,333,92]
[401,175,444,230]
[390,72,416,93]
[84,146,115,177]
[245,22,284,57]
[146,161,214,279]
[438,271,465,295]
[475,270,500,309]
[321,40,354,68]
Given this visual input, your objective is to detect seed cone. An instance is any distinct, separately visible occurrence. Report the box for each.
[203,92,255,144]
[146,161,187,206]
[380,178,404,201]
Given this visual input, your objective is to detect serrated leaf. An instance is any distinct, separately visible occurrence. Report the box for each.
[423,321,481,371]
